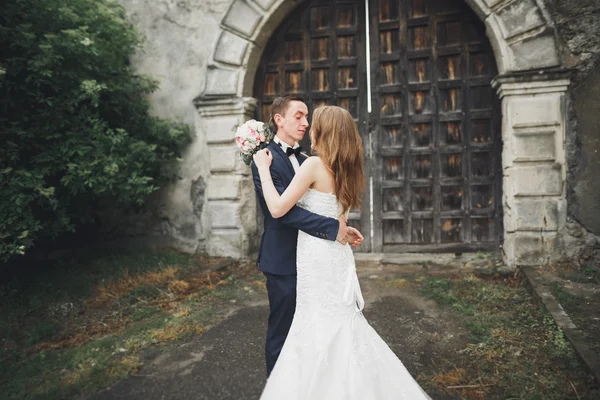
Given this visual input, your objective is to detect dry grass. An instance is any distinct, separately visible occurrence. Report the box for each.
[431,367,493,400]
[168,280,191,295]
[419,274,599,400]
[387,278,409,288]
[91,267,180,307]
[0,249,266,400]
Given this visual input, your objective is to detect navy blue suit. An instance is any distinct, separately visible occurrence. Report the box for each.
[251,140,339,375]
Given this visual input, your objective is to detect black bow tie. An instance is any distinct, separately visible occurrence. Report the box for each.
[280,143,302,157]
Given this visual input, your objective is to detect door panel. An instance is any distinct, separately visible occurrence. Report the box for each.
[369,0,502,252]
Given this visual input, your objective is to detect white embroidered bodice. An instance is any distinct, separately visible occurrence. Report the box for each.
[295,188,364,319]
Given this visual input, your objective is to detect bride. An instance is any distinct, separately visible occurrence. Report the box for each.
[253,105,432,400]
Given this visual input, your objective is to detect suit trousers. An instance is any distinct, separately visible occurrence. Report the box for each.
[264,272,297,376]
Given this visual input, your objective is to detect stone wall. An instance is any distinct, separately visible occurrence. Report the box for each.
[543,0,600,262]
[116,0,232,253]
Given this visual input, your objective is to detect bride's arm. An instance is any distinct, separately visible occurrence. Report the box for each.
[253,149,317,219]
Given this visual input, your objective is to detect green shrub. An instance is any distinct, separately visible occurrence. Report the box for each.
[0,0,191,261]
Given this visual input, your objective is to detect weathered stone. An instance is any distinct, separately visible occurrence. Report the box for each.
[207,229,243,257]
[209,145,239,172]
[512,130,556,162]
[222,0,262,38]
[572,65,600,236]
[494,0,545,40]
[507,94,560,128]
[503,232,556,265]
[214,31,249,66]
[190,175,207,217]
[510,165,563,196]
[210,202,241,228]
[203,67,239,96]
[510,199,562,231]
[545,0,600,82]
[253,0,277,10]
[207,175,241,200]
[482,0,505,8]
[509,33,561,71]
[204,115,239,144]
[177,222,198,240]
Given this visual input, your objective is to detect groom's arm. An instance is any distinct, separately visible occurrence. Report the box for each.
[252,162,340,241]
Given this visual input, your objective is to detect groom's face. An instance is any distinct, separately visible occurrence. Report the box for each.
[276,100,309,144]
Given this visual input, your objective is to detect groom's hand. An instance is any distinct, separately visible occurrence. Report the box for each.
[336,217,349,244]
[347,227,364,248]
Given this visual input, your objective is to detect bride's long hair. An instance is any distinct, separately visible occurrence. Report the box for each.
[310,106,365,214]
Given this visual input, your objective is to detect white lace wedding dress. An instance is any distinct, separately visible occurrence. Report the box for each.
[260,188,432,400]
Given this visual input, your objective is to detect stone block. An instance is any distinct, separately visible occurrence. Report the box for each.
[204,116,239,144]
[482,0,504,7]
[203,68,239,96]
[253,0,277,10]
[222,0,262,38]
[209,201,241,228]
[209,145,239,172]
[510,199,561,231]
[494,0,545,40]
[512,130,556,162]
[509,33,560,71]
[207,175,241,200]
[511,165,562,196]
[214,31,249,66]
[207,228,243,258]
[507,95,560,128]
[503,232,550,266]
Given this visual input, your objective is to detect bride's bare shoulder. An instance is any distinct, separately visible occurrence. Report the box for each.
[301,155,324,169]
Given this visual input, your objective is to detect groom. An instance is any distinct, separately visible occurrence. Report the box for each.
[251,95,364,376]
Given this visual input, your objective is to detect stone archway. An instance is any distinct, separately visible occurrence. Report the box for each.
[194,0,570,267]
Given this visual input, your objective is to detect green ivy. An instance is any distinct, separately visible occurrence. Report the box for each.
[0,0,191,262]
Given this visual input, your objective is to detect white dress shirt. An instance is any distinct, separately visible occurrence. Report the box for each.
[273,136,301,173]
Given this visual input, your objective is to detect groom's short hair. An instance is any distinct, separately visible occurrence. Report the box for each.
[270,95,305,120]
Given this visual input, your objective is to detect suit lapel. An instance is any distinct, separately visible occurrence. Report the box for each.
[269,141,295,177]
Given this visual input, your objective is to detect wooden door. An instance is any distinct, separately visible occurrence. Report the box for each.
[254,0,371,249]
[368,0,502,252]
[254,0,503,253]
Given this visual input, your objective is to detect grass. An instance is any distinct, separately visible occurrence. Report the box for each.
[554,261,600,285]
[0,247,266,400]
[418,273,598,400]
[549,281,585,309]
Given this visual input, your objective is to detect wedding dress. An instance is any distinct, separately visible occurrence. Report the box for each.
[260,188,432,400]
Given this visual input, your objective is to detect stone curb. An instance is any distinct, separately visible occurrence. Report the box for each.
[520,266,600,384]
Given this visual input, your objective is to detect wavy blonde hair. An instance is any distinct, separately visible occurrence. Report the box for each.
[311,106,365,214]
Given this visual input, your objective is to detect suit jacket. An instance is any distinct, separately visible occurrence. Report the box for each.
[251,141,339,275]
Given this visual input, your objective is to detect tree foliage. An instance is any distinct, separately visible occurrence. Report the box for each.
[0,0,191,261]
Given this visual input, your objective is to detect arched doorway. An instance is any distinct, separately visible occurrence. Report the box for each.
[254,0,502,253]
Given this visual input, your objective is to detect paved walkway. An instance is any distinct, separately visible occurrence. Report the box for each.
[88,262,467,400]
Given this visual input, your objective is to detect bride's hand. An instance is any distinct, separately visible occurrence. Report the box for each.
[346,227,364,248]
[253,149,273,169]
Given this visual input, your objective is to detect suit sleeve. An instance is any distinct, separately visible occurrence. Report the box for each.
[252,161,339,241]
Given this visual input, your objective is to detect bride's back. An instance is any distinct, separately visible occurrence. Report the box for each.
[309,157,336,195]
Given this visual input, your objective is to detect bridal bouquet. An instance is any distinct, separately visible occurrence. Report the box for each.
[235,119,274,165]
